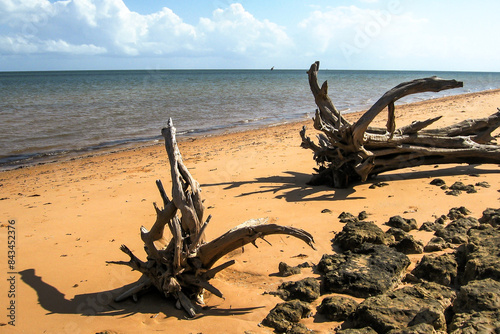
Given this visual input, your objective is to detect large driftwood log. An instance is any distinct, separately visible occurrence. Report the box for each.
[301,61,500,188]
[109,119,315,317]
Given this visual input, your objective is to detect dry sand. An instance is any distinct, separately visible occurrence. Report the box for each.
[1,89,499,333]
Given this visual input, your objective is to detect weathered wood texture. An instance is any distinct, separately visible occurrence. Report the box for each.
[109,119,315,316]
[301,61,500,188]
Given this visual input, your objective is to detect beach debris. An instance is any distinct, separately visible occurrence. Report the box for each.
[261,300,312,333]
[301,61,500,188]
[430,178,446,186]
[317,295,359,322]
[108,119,315,317]
[318,244,410,298]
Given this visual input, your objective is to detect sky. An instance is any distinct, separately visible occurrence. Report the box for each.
[1,0,499,72]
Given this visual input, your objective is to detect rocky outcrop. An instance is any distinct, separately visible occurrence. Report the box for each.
[385,216,418,232]
[449,278,500,332]
[411,253,458,286]
[334,220,395,251]
[262,300,312,333]
[318,244,410,298]
[348,282,455,333]
[317,295,359,321]
[273,277,320,302]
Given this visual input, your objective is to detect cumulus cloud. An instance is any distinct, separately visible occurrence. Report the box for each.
[0,0,292,60]
[297,5,427,65]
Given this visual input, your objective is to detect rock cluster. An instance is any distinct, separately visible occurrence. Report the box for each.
[262,207,500,333]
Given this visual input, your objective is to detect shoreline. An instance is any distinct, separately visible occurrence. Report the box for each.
[3,87,500,173]
[0,87,499,333]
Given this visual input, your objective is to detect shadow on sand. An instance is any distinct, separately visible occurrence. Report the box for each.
[202,164,499,202]
[19,269,261,319]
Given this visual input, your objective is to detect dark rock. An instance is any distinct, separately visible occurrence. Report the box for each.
[449,279,500,333]
[475,181,491,188]
[339,211,358,223]
[450,181,476,194]
[419,221,438,232]
[349,282,455,333]
[430,178,446,186]
[333,220,395,251]
[279,262,301,277]
[386,215,418,232]
[434,215,448,225]
[453,278,500,314]
[461,225,500,284]
[274,278,320,302]
[445,189,461,196]
[262,300,312,333]
[411,253,457,286]
[386,227,407,242]
[387,323,439,333]
[434,217,479,244]
[287,323,312,334]
[447,206,471,220]
[358,211,369,220]
[337,328,378,334]
[393,235,424,254]
[479,208,500,227]
[424,237,447,252]
[317,295,359,321]
[321,208,332,214]
[369,182,389,189]
[319,244,410,298]
[449,310,500,333]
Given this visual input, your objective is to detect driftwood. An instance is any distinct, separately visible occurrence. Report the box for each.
[108,119,315,317]
[300,61,500,188]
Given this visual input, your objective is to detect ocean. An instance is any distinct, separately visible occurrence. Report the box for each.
[1,69,499,170]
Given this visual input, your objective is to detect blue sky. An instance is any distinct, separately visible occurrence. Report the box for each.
[1,0,499,71]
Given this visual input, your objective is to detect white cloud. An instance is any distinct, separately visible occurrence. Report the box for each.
[0,0,292,61]
[297,5,427,66]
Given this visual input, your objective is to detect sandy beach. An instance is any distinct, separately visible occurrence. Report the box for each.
[1,89,499,333]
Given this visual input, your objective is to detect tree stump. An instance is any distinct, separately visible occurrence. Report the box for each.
[108,119,315,317]
[301,61,500,188]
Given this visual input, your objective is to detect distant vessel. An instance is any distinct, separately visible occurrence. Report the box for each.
[270,66,274,71]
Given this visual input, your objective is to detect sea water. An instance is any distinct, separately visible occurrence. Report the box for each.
[1,69,499,169]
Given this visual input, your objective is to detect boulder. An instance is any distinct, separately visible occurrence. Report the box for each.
[274,277,320,302]
[386,227,407,242]
[393,235,424,254]
[349,282,455,333]
[479,208,500,227]
[449,278,500,333]
[337,328,377,334]
[279,262,302,277]
[453,278,500,314]
[318,244,410,298]
[386,216,418,232]
[424,237,448,252]
[317,295,359,321]
[447,206,471,220]
[460,225,500,284]
[333,220,395,251]
[449,310,500,333]
[411,253,458,286]
[434,217,479,244]
[262,300,312,333]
